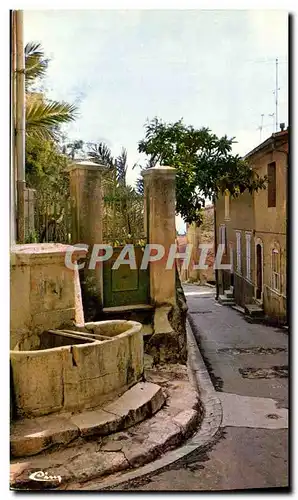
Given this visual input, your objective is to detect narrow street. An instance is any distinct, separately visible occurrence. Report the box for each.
[116,284,289,491]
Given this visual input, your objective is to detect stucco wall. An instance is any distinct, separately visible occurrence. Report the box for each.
[252,148,287,236]
[251,142,287,321]
[215,132,287,322]
[257,232,287,322]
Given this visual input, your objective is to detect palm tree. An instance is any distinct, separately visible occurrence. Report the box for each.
[115,148,128,187]
[134,155,157,195]
[24,42,48,90]
[87,142,145,241]
[88,142,114,168]
[24,42,77,141]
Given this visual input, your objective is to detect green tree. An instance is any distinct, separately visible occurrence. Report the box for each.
[133,156,157,195]
[25,135,71,242]
[138,118,267,225]
[23,42,77,241]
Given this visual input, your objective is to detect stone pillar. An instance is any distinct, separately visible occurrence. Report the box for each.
[143,165,177,306]
[69,161,106,315]
[69,160,105,246]
[142,166,187,365]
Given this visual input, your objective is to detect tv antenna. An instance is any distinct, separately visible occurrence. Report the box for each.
[257,114,265,142]
[268,113,275,133]
[273,58,280,132]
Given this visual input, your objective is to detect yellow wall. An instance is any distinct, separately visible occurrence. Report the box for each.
[215,133,287,322]
[252,149,287,235]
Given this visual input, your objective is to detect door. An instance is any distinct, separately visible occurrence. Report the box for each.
[103,246,150,308]
[256,243,263,300]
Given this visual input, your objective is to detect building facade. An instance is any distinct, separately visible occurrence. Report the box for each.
[179,206,215,284]
[216,129,288,325]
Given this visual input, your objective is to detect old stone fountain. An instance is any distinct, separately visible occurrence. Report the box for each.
[10,243,143,419]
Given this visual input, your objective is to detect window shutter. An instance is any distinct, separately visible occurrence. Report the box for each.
[268,162,276,207]
[245,233,251,280]
[236,231,241,273]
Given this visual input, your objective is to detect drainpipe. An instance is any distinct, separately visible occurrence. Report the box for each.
[15,10,26,243]
[213,195,219,300]
[11,11,17,245]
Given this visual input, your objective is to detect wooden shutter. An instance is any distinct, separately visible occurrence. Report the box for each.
[268,162,276,207]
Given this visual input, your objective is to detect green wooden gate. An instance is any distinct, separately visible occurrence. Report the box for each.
[102,246,150,308]
[102,188,150,308]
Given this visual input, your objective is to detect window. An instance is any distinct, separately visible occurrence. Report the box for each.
[219,225,227,254]
[224,190,230,220]
[236,231,241,273]
[268,162,276,207]
[229,244,234,273]
[272,249,280,291]
[245,233,252,280]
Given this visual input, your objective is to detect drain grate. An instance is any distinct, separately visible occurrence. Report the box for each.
[188,311,213,314]
[239,365,288,379]
[219,347,286,355]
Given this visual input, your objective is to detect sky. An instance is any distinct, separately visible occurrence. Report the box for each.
[24,9,288,233]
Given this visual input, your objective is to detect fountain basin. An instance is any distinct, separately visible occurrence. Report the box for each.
[10,320,143,418]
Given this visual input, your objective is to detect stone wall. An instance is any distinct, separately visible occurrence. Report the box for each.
[11,321,143,417]
[10,244,85,350]
[180,206,215,284]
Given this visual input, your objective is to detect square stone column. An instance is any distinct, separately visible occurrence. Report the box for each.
[68,161,106,313]
[69,161,106,246]
[143,165,177,307]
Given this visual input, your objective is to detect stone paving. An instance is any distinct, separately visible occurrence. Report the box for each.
[115,427,288,491]
[186,285,288,408]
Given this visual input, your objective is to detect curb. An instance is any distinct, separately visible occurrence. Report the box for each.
[75,319,223,491]
[203,283,216,289]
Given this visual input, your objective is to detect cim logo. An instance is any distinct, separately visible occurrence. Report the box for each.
[28,470,62,484]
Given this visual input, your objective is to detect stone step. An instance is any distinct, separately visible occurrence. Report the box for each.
[101,305,154,325]
[11,382,165,459]
[10,366,200,490]
[244,303,264,317]
[218,294,235,306]
[102,304,153,314]
[224,289,234,299]
[244,315,265,324]
[232,304,246,314]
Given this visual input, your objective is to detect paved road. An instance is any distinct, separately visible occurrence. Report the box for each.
[114,284,289,492]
